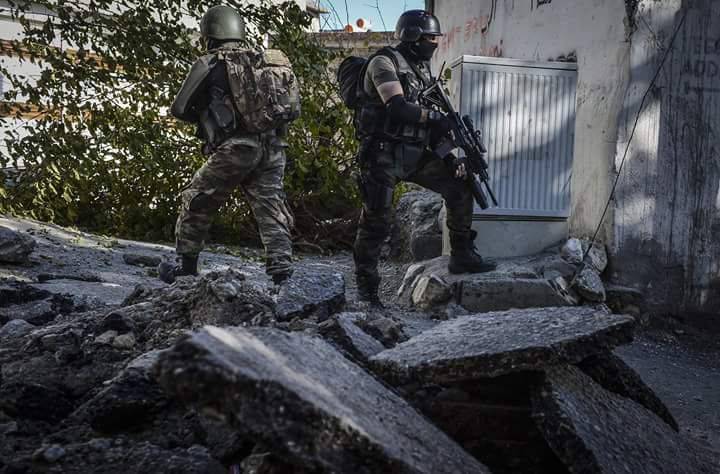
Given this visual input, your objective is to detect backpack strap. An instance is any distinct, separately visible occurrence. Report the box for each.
[385,47,432,88]
[356,47,401,107]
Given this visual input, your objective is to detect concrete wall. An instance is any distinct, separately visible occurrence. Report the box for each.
[613,0,720,314]
[431,0,630,243]
[312,31,395,58]
[431,0,720,314]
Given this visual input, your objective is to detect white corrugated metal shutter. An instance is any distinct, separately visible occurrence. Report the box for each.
[451,56,578,219]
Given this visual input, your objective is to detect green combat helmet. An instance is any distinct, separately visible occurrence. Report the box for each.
[200,5,246,42]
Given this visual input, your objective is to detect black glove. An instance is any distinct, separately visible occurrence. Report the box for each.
[428,110,452,134]
[443,152,468,179]
[428,110,453,146]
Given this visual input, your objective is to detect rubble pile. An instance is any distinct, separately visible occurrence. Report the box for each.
[0,267,344,473]
[396,237,629,314]
[390,190,444,262]
[0,237,714,472]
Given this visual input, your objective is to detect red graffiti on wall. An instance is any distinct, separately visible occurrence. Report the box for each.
[439,15,502,58]
[440,15,491,53]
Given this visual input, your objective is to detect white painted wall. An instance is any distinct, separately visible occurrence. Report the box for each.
[432,0,630,241]
[613,0,720,314]
[433,0,720,313]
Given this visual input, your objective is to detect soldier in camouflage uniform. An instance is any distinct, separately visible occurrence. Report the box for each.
[353,10,496,305]
[158,5,294,284]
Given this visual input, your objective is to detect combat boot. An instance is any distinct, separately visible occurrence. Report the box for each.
[448,231,497,274]
[272,272,292,285]
[356,274,383,307]
[158,254,199,284]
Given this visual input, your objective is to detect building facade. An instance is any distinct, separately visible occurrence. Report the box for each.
[428,0,720,315]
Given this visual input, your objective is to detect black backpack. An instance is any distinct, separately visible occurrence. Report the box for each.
[336,47,401,110]
[337,56,366,109]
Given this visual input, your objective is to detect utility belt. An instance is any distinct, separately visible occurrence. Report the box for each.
[355,105,429,144]
[355,136,431,211]
[357,136,429,176]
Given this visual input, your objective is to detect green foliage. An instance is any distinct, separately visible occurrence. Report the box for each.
[0,0,358,246]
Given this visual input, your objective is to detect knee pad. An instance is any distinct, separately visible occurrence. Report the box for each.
[182,189,214,212]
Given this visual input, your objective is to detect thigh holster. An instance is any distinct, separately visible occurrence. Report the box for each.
[357,171,394,211]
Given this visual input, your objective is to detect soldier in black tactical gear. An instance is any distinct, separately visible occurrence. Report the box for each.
[158,5,295,285]
[353,10,496,305]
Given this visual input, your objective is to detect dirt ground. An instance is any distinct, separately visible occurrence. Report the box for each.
[617,330,720,455]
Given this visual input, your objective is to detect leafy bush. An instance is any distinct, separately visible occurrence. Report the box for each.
[0,0,359,248]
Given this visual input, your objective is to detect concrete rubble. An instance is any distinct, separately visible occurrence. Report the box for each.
[0,226,36,264]
[390,190,444,262]
[370,307,636,383]
[318,312,385,363]
[533,365,717,474]
[154,326,491,474]
[0,218,714,474]
[397,237,612,312]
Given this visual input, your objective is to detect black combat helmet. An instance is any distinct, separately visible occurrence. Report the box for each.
[200,5,246,41]
[395,10,442,43]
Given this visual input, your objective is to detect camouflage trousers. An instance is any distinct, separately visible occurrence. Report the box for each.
[353,140,474,289]
[175,133,294,278]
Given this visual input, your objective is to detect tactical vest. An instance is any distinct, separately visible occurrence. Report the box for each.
[356,47,432,143]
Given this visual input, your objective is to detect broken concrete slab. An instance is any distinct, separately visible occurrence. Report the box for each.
[0,319,35,340]
[355,315,409,348]
[0,299,54,325]
[458,278,573,313]
[574,267,606,302]
[397,256,540,302]
[578,352,679,430]
[560,238,583,264]
[0,281,52,306]
[605,284,646,315]
[155,326,490,474]
[532,365,717,474]
[584,242,608,273]
[390,190,444,262]
[122,253,162,268]
[397,263,425,297]
[30,280,131,307]
[530,254,578,280]
[0,225,36,263]
[273,264,345,322]
[548,276,581,306]
[37,272,103,283]
[69,351,168,433]
[371,307,635,383]
[318,312,385,363]
[411,274,451,309]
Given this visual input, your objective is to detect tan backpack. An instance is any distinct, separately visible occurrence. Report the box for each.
[218,48,301,133]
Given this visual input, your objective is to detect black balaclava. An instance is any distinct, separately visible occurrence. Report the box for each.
[399,38,438,62]
[411,37,438,61]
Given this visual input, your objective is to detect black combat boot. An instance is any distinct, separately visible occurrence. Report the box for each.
[356,274,383,307]
[158,254,199,284]
[271,270,293,286]
[448,231,497,274]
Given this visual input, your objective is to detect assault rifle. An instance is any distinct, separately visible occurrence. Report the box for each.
[419,66,498,210]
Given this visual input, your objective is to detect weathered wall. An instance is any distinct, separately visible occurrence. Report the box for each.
[613,0,720,314]
[431,0,630,242]
[313,31,395,58]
